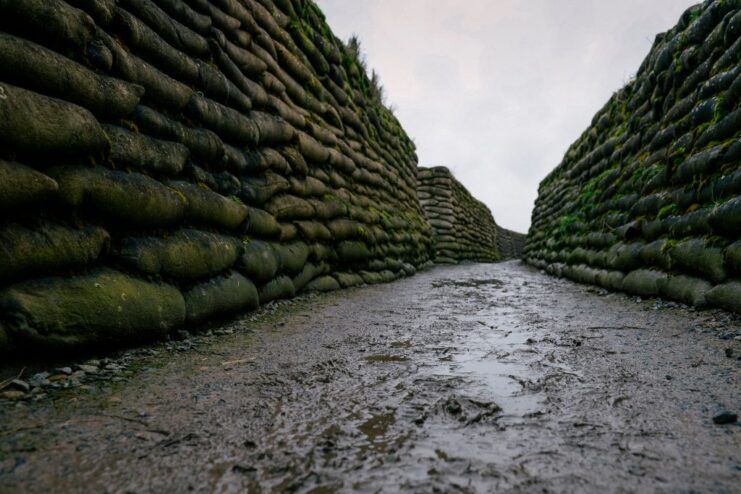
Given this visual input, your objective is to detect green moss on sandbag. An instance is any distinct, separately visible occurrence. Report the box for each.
[168,180,247,230]
[0,160,58,210]
[0,223,109,284]
[0,83,107,157]
[51,166,186,227]
[184,271,258,324]
[706,282,741,313]
[258,275,295,304]
[336,241,371,264]
[238,240,280,283]
[104,125,189,176]
[118,229,240,280]
[710,196,741,235]
[670,239,726,284]
[305,275,340,292]
[0,33,144,118]
[0,268,185,349]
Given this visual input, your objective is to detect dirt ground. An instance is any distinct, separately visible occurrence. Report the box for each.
[1,261,739,493]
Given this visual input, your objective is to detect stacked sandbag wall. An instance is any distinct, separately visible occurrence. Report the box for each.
[525,0,741,314]
[0,0,433,353]
[418,166,523,263]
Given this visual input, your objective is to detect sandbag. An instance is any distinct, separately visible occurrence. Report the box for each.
[659,275,712,307]
[0,268,185,348]
[265,194,315,220]
[0,83,108,157]
[118,229,240,280]
[0,223,109,284]
[706,282,741,313]
[0,33,144,119]
[104,125,189,175]
[186,94,258,145]
[709,196,741,235]
[621,269,669,297]
[336,241,372,264]
[258,275,295,304]
[0,160,58,211]
[240,172,290,205]
[305,275,340,292]
[726,241,741,276]
[0,0,96,51]
[238,240,279,283]
[168,180,248,230]
[292,262,323,292]
[670,239,726,283]
[244,206,282,238]
[335,272,364,288]
[51,166,186,227]
[275,242,310,274]
[185,271,258,324]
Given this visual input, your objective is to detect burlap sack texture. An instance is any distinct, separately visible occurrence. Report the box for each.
[418,166,525,264]
[0,0,448,352]
[525,1,741,314]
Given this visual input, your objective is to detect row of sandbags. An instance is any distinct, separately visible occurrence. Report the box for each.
[525,0,741,313]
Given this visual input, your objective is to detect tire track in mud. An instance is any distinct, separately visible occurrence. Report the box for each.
[0,261,739,493]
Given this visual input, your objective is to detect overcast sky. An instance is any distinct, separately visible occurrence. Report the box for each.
[315,0,698,232]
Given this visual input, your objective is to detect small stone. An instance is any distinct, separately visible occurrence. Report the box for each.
[712,411,738,425]
[48,374,68,383]
[725,348,734,358]
[55,367,73,375]
[9,379,30,393]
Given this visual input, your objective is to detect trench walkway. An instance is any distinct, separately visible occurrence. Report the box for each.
[0,261,739,493]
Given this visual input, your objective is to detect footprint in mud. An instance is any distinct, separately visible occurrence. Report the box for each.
[432,278,504,289]
[413,395,503,427]
[363,354,410,363]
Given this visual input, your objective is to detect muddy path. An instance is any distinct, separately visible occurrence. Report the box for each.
[1,261,739,493]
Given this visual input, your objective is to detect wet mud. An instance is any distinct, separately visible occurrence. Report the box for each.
[1,261,739,493]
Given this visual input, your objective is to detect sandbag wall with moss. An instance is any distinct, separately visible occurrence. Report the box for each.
[0,0,434,352]
[418,166,523,263]
[525,0,741,314]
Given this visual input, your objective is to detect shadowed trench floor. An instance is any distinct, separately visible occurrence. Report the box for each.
[0,261,739,493]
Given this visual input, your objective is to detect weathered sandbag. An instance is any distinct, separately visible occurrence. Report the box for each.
[152,0,211,34]
[297,131,329,163]
[51,166,186,227]
[0,0,96,51]
[327,219,363,240]
[275,242,310,274]
[238,240,279,283]
[0,268,185,348]
[104,34,194,112]
[706,282,741,313]
[359,271,384,285]
[0,160,58,211]
[245,207,282,238]
[659,275,712,307]
[118,0,209,57]
[305,275,340,292]
[0,33,144,119]
[290,176,328,198]
[281,146,309,176]
[210,41,270,108]
[726,241,741,276]
[132,105,225,163]
[104,125,189,175]
[258,275,295,304]
[595,270,625,291]
[295,221,332,242]
[279,223,299,243]
[0,223,109,284]
[252,111,295,145]
[223,36,267,75]
[186,94,258,145]
[196,59,252,113]
[66,0,117,26]
[168,181,248,230]
[709,196,741,235]
[265,194,315,220]
[118,229,240,280]
[184,271,258,324]
[240,172,290,205]
[0,83,108,157]
[113,7,199,84]
[310,199,347,220]
[292,262,323,292]
[621,269,669,297]
[670,239,726,283]
[605,242,644,272]
[334,272,364,288]
[639,239,673,270]
[336,241,371,264]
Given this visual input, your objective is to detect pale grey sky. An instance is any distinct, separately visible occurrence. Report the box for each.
[315,0,698,232]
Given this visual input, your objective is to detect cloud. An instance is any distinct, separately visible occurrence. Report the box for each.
[316,0,698,232]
